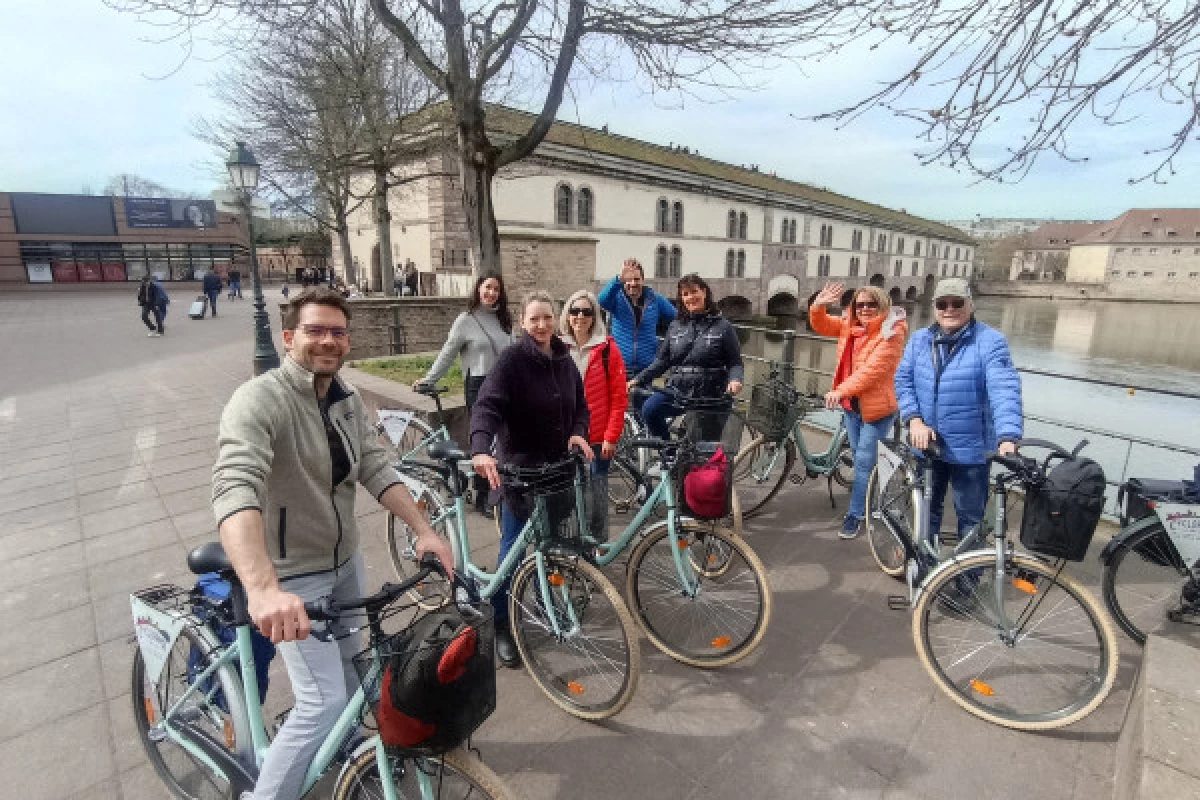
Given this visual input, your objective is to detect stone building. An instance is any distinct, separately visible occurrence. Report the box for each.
[1009,221,1103,280]
[335,106,976,317]
[1066,209,1200,299]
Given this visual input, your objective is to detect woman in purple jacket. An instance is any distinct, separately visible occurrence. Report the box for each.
[470,290,594,668]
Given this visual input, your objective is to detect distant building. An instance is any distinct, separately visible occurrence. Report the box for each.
[1066,209,1200,298]
[1009,222,1104,280]
[941,217,1059,240]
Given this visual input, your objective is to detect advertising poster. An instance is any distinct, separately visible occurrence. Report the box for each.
[26,263,53,283]
[126,197,218,229]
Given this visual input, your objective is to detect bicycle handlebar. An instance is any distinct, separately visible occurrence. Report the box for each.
[304,555,444,620]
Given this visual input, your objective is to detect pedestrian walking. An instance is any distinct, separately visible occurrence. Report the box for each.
[561,289,627,542]
[404,261,419,296]
[632,273,743,439]
[202,271,222,317]
[597,258,678,390]
[808,282,908,539]
[227,269,243,299]
[415,271,514,516]
[895,277,1023,544]
[470,290,593,668]
[138,274,169,337]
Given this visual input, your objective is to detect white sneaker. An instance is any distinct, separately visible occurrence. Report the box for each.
[149,331,163,337]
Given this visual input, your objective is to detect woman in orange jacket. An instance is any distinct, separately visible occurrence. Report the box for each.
[808,282,908,539]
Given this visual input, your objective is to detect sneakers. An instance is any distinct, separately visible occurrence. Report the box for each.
[147,331,162,337]
[839,514,861,540]
[495,625,521,669]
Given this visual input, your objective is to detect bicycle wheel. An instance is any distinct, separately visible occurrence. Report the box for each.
[387,500,454,611]
[334,745,514,800]
[626,522,772,667]
[864,465,911,579]
[132,621,253,800]
[607,453,646,511]
[732,435,795,518]
[509,554,640,720]
[377,412,437,465]
[913,551,1118,730]
[1102,522,1194,646]
[832,440,854,489]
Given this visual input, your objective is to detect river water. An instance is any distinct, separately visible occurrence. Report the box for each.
[741,296,1200,491]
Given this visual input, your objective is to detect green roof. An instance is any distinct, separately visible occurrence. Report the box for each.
[482,105,972,244]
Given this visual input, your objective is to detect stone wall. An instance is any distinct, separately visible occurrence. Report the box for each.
[501,233,597,305]
[974,279,1200,303]
[279,295,466,360]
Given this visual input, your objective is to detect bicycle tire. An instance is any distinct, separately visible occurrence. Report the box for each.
[387,499,454,611]
[732,435,795,518]
[831,440,854,490]
[377,413,438,466]
[509,555,641,720]
[333,745,515,800]
[132,619,253,800]
[864,465,911,579]
[626,522,772,667]
[1102,522,1191,646]
[912,551,1118,731]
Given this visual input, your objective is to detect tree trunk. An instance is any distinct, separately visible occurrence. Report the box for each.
[337,224,354,286]
[456,124,501,278]
[373,164,396,296]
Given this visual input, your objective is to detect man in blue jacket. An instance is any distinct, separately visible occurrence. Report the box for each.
[597,258,677,378]
[895,278,1023,541]
[202,270,222,317]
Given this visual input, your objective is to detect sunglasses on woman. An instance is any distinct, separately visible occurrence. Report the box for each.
[568,306,595,317]
[935,298,966,311]
[854,301,879,310]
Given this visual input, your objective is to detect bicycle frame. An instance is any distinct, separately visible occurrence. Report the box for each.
[791,411,849,475]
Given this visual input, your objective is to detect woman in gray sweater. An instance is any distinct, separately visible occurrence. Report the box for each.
[415,271,514,513]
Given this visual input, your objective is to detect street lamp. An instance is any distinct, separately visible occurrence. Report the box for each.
[226,140,280,375]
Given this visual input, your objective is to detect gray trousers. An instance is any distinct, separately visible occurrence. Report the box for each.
[249,554,366,800]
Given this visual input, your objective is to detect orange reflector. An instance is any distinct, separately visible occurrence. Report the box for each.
[567,681,585,695]
[677,539,689,550]
[1146,500,1157,510]
[970,679,995,696]
[144,698,156,725]
[1013,578,1038,595]
[548,573,564,587]
[711,636,732,648]
[224,719,236,749]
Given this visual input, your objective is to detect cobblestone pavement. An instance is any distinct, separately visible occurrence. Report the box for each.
[0,289,1135,799]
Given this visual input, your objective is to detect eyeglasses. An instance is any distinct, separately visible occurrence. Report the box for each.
[935,298,966,311]
[299,324,349,340]
[568,307,595,317]
[854,301,880,310]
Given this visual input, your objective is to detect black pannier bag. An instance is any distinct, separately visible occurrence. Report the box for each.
[1020,454,1107,561]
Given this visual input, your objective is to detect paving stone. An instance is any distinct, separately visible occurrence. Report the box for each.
[0,648,105,743]
[160,486,213,517]
[77,479,161,516]
[75,462,151,495]
[88,542,189,602]
[0,541,86,590]
[0,569,91,622]
[0,466,74,500]
[0,519,82,561]
[0,604,96,680]
[81,498,170,539]
[0,703,116,800]
[150,465,213,497]
[84,520,180,566]
[98,636,136,701]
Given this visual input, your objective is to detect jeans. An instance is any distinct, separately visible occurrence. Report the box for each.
[251,555,366,800]
[229,279,242,298]
[928,460,991,539]
[495,504,528,627]
[141,306,164,333]
[590,456,610,541]
[844,411,896,521]
[205,290,219,316]
[642,390,684,439]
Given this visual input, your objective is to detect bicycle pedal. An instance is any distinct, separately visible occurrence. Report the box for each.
[887,595,909,611]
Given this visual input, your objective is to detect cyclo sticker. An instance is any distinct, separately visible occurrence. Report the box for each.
[1157,503,1200,568]
[130,595,189,687]
[378,409,414,448]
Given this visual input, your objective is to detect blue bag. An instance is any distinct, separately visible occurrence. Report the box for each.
[188,573,277,708]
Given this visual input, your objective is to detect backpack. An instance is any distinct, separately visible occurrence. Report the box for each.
[376,606,496,755]
[1020,455,1106,561]
[682,446,731,520]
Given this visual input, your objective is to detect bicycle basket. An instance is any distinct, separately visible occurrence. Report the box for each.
[505,462,592,551]
[673,409,743,521]
[354,601,496,757]
[746,379,801,442]
[1019,455,1106,562]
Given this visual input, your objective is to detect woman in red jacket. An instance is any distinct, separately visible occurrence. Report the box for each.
[561,289,628,541]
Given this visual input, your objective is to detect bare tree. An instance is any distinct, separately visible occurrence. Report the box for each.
[110,0,825,274]
[105,173,184,198]
[793,1,1200,185]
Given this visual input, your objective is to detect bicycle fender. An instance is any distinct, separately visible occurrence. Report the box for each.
[168,717,257,795]
[333,735,380,788]
[1098,514,1166,566]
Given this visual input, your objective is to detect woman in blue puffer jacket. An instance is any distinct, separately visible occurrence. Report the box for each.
[894,278,1023,540]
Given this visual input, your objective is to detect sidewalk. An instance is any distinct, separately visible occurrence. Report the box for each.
[0,289,1134,799]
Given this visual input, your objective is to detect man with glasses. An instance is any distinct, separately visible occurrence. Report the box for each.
[598,258,678,380]
[212,288,452,800]
[895,277,1023,546]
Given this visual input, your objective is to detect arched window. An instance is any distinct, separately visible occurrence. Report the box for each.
[941,264,948,276]
[912,261,919,276]
[894,259,902,277]
[819,224,833,248]
[852,229,862,250]
[931,244,939,259]
[577,187,593,227]
[897,237,905,255]
[655,245,668,278]
[725,249,736,277]
[955,247,961,260]
[913,240,921,257]
[555,184,572,225]
[736,249,746,277]
[849,257,860,276]
[669,246,682,277]
[656,198,669,233]
[780,217,789,242]
[672,201,684,235]
[817,254,831,277]
[727,210,738,239]
[790,219,798,244]
[953,264,959,276]
[738,212,748,240]
[877,233,887,252]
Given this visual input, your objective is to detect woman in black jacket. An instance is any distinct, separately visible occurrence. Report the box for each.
[633,274,744,439]
[470,290,593,667]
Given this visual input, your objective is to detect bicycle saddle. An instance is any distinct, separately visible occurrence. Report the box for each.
[415,383,449,396]
[428,439,468,463]
[188,541,234,576]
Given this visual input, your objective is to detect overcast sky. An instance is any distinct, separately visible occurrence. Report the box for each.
[3,0,1196,222]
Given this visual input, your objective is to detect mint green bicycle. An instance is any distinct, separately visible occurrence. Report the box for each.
[131,547,512,800]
